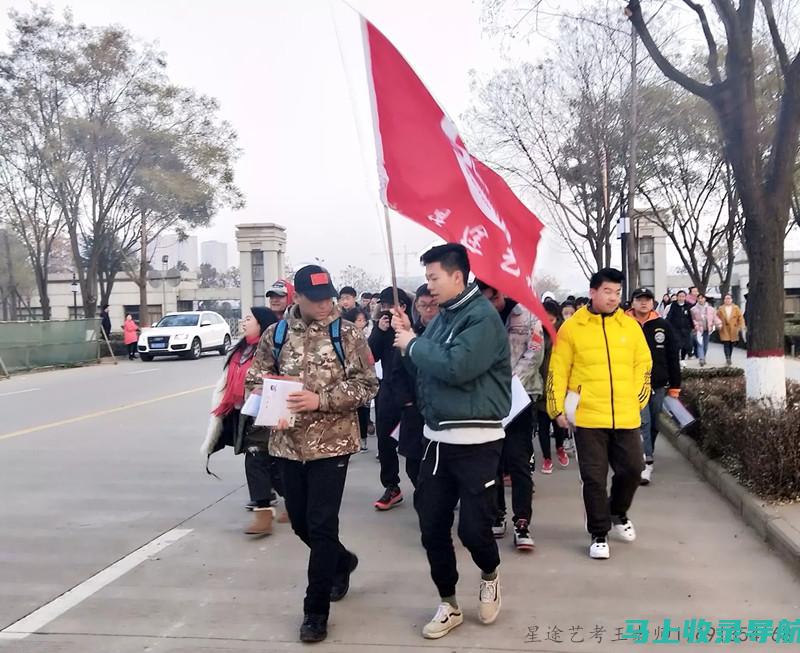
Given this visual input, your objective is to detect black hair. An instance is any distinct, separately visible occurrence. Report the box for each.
[677,289,687,296]
[415,284,433,299]
[339,286,357,298]
[343,307,370,325]
[589,267,625,290]
[421,243,470,281]
[575,297,589,307]
[543,299,561,319]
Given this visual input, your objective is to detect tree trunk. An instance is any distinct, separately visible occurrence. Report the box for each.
[742,206,787,406]
[32,264,51,321]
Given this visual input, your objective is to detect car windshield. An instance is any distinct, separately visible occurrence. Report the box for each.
[155,314,199,328]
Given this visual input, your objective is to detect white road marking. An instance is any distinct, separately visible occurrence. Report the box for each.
[0,388,40,398]
[0,528,192,641]
[126,368,160,375]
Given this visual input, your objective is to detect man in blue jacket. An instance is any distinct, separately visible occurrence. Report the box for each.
[392,243,511,640]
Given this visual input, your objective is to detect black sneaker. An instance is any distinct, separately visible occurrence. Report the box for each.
[300,613,328,643]
[492,515,507,538]
[244,500,257,511]
[374,486,403,510]
[330,552,359,602]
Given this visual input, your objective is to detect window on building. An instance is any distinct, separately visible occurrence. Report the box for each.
[68,306,85,320]
[123,304,163,326]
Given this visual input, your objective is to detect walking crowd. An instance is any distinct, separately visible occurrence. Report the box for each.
[199,243,747,644]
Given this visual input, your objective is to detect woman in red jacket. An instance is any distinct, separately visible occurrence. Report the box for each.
[123,315,139,360]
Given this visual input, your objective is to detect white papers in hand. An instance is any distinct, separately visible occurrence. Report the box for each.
[663,396,696,429]
[502,376,532,428]
[564,391,580,426]
[241,392,261,417]
[255,378,304,428]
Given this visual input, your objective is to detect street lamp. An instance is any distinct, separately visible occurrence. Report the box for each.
[69,274,79,320]
[161,254,169,320]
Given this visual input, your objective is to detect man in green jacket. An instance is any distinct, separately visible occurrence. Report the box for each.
[392,243,512,640]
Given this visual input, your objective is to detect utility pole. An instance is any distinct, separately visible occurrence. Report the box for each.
[626,22,640,291]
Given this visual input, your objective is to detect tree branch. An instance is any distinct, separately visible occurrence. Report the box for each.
[626,1,716,100]
[760,0,790,76]
[682,0,723,83]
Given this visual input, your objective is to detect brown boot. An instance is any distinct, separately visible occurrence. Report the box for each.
[244,507,274,536]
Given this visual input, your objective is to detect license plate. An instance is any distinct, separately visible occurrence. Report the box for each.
[151,343,167,349]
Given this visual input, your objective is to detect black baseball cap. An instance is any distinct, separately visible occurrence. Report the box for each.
[631,287,655,300]
[339,286,357,298]
[294,265,338,301]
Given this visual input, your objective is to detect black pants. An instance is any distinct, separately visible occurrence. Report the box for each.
[537,408,565,460]
[574,428,644,538]
[677,331,692,360]
[127,343,137,359]
[245,451,283,508]
[357,405,370,442]
[496,403,534,523]
[723,341,736,360]
[376,393,401,488]
[417,439,502,598]
[278,455,353,617]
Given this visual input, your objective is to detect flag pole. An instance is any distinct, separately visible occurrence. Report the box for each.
[381,204,401,309]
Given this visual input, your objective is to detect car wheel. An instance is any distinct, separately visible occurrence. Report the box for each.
[140,354,154,362]
[219,334,231,355]
[188,337,202,360]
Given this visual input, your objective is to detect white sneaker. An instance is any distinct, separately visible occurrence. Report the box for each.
[478,575,501,624]
[492,516,507,538]
[640,463,653,485]
[612,518,637,542]
[422,602,463,639]
[590,536,610,559]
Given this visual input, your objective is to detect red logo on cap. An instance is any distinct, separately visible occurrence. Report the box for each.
[310,272,330,286]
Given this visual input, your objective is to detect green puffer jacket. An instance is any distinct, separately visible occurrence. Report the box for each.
[406,283,512,431]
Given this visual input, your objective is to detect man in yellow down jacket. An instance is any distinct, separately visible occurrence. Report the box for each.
[547,268,652,560]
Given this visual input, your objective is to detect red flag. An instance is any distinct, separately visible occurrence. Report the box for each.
[362,18,554,338]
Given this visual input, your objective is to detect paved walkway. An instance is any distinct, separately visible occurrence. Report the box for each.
[1,358,799,652]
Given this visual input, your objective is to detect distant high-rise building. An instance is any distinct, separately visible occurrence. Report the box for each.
[148,234,199,272]
[200,240,229,272]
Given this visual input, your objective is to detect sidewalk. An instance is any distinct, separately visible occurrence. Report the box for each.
[685,342,800,381]
[7,431,800,652]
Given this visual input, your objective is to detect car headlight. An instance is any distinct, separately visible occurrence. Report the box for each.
[173,333,189,341]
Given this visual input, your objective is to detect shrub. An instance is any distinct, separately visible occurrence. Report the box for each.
[679,371,800,500]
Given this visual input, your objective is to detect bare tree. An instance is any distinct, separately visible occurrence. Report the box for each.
[636,83,742,294]
[465,4,653,281]
[626,0,800,404]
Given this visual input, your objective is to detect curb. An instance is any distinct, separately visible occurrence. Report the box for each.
[658,413,800,575]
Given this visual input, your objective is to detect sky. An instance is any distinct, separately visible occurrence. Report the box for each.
[0,0,609,293]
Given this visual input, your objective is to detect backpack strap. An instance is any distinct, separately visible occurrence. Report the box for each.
[329,318,346,370]
[272,320,288,373]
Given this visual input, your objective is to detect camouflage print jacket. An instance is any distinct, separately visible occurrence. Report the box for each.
[506,303,545,398]
[245,305,378,462]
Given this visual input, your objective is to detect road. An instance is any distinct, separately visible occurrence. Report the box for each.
[1,354,799,652]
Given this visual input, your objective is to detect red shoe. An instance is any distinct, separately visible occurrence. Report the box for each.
[557,447,569,468]
[374,486,403,511]
[541,459,553,475]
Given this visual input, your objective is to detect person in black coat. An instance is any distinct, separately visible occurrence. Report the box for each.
[628,288,681,485]
[391,284,440,501]
[368,286,412,510]
[666,290,694,360]
[100,305,111,339]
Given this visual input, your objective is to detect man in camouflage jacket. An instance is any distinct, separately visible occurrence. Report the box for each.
[246,264,378,644]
